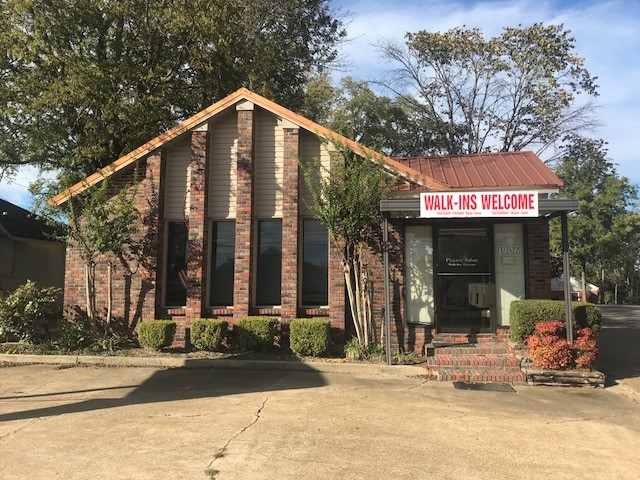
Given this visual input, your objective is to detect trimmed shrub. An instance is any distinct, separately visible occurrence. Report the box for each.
[525,321,574,370]
[290,318,331,356]
[191,318,228,351]
[238,317,279,351]
[509,300,602,342]
[137,320,176,350]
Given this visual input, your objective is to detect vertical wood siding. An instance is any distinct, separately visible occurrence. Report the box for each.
[208,112,238,219]
[164,138,191,220]
[254,108,283,218]
[299,130,331,217]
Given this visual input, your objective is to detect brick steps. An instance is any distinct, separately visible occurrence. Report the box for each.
[426,340,525,385]
[436,369,526,383]
[426,354,521,368]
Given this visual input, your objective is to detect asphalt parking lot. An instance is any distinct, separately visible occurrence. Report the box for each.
[1,363,639,480]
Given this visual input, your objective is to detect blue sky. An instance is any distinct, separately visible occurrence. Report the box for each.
[1,0,638,209]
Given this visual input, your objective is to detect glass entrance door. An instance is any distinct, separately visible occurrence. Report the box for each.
[435,228,494,331]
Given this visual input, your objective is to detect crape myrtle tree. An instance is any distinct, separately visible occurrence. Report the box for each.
[0,0,346,187]
[300,140,396,346]
[377,24,599,156]
[550,136,638,303]
[57,174,139,333]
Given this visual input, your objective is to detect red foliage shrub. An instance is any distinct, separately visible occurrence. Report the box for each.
[532,320,566,337]
[526,334,574,369]
[525,321,599,370]
[574,327,599,369]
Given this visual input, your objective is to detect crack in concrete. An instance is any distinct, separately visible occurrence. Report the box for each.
[407,379,430,390]
[205,396,268,472]
[546,414,627,425]
[0,418,43,441]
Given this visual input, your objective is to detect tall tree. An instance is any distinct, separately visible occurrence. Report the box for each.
[551,136,638,302]
[301,75,443,157]
[0,0,345,184]
[378,24,599,156]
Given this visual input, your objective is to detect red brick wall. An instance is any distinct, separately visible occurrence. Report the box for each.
[526,218,552,299]
[281,127,299,323]
[233,107,254,320]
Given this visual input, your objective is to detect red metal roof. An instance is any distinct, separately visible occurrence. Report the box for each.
[393,151,563,190]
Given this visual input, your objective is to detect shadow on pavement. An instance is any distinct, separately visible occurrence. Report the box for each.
[597,305,640,388]
[0,359,326,422]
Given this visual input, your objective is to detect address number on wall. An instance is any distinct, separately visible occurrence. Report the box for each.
[497,246,521,255]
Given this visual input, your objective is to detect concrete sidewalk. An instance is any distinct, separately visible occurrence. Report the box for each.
[1,363,639,480]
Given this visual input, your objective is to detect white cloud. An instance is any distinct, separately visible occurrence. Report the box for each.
[0,166,56,210]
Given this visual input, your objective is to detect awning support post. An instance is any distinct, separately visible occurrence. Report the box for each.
[561,211,573,344]
[382,215,392,365]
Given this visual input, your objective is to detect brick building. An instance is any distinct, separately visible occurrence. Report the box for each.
[50,88,567,352]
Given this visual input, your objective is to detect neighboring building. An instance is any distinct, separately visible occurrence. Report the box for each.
[0,199,65,299]
[551,276,599,303]
[50,88,570,351]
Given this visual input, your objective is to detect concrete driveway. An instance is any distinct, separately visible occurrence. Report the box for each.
[597,305,640,395]
[1,363,639,480]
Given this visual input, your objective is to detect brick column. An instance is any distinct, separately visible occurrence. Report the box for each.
[281,123,300,322]
[186,129,209,323]
[527,218,552,299]
[234,101,255,320]
[139,151,165,322]
[328,241,345,340]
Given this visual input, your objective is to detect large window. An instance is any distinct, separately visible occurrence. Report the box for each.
[209,221,235,307]
[301,219,328,306]
[255,220,282,306]
[165,222,188,307]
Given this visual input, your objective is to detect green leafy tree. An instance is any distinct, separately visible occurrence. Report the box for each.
[301,75,442,157]
[0,0,345,184]
[378,24,599,156]
[551,136,638,303]
[300,141,396,345]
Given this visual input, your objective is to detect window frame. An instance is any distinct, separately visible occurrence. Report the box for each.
[162,220,189,309]
[253,218,283,308]
[206,219,236,309]
[299,218,329,308]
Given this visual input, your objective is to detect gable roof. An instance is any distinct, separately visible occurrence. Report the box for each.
[49,88,450,206]
[393,151,563,191]
[0,198,61,242]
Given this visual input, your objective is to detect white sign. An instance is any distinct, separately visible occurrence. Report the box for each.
[420,191,538,218]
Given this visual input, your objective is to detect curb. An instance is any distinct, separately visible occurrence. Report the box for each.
[0,353,427,378]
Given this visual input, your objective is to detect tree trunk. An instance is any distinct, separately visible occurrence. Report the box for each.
[106,262,113,333]
[581,270,587,303]
[85,263,97,333]
[615,282,618,305]
[601,268,605,304]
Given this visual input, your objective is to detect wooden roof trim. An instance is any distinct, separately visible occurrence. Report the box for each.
[50,88,449,206]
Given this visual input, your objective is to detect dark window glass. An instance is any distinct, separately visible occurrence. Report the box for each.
[165,222,188,307]
[302,220,328,306]
[209,221,235,306]
[437,228,490,274]
[256,220,282,306]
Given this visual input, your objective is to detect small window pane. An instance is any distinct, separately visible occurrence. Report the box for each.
[165,222,188,307]
[210,221,235,306]
[302,220,328,306]
[256,220,282,306]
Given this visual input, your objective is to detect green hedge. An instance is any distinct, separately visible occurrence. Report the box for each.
[290,318,331,357]
[190,318,227,351]
[137,320,176,350]
[238,317,279,351]
[509,300,602,342]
